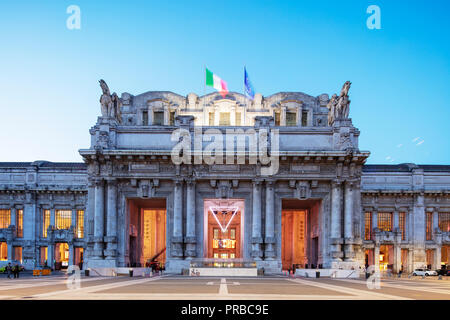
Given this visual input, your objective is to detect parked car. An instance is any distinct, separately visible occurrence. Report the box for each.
[412,268,438,276]
[436,269,448,276]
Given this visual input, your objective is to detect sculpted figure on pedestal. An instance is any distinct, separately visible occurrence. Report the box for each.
[327,81,352,125]
[99,79,122,123]
[326,94,338,126]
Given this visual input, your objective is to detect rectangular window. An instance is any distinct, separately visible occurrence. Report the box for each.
[0,209,11,229]
[209,112,215,126]
[399,212,406,241]
[219,112,230,126]
[153,111,164,125]
[142,110,148,126]
[364,212,372,240]
[274,112,280,126]
[426,212,433,240]
[377,212,393,231]
[286,112,296,126]
[169,111,175,125]
[230,228,236,240]
[55,210,71,230]
[235,112,241,126]
[43,210,50,238]
[301,110,308,127]
[0,242,7,261]
[213,228,219,239]
[16,209,23,238]
[438,212,450,232]
[76,210,84,238]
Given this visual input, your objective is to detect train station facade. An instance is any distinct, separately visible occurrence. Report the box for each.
[0,83,449,274]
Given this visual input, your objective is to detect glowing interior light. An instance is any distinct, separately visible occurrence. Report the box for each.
[209,206,239,233]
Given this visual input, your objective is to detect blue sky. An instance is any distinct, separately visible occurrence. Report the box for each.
[0,0,449,164]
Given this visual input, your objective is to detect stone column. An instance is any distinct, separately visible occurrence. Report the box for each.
[374,244,380,271]
[413,194,426,269]
[393,244,401,274]
[393,209,399,230]
[344,180,354,261]
[93,179,105,259]
[69,243,74,267]
[50,207,55,227]
[393,208,401,274]
[407,249,413,273]
[330,180,343,263]
[105,180,118,260]
[47,243,54,269]
[251,180,263,260]
[264,180,275,259]
[432,209,439,234]
[372,209,378,234]
[184,180,196,258]
[172,179,184,258]
[71,207,77,237]
[10,207,16,227]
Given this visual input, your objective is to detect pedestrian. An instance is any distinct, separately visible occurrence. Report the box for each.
[12,264,17,279]
[6,263,12,279]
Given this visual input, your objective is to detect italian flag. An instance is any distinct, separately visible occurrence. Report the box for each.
[206,67,228,97]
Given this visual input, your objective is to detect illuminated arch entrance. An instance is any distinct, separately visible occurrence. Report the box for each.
[203,199,245,259]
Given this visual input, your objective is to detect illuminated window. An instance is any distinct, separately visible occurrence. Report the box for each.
[274,112,280,126]
[213,253,219,258]
[426,212,433,240]
[219,112,230,126]
[43,210,50,238]
[55,210,71,230]
[439,212,450,232]
[213,228,219,239]
[153,111,164,125]
[16,210,23,238]
[0,242,7,261]
[230,228,236,240]
[230,253,235,259]
[209,112,215,126]
[286,112,296,126]
[221,253,228,259]
[0,210,11,229]
[399,212,406,240]
[377,212,392,231]
[235,112,241,126]
[364,212,372,240]
[76,210,84,238]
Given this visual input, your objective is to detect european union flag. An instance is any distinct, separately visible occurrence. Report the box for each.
[244,67,255,99]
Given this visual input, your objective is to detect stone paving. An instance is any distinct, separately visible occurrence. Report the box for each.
[0,274,449,300]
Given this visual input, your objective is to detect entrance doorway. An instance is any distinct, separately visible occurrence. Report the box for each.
[55,243,69,270]
[74,247,84,269]
[127,198,166,268]
[281,199,321,271]
[204,199,244,260]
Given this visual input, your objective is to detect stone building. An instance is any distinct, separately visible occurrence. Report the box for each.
[0,82,449,274]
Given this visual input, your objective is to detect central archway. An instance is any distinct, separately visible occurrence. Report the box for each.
[203,199,245,259]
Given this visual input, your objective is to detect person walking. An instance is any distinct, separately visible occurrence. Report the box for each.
[13,263,19,279]
[6,263,12,279]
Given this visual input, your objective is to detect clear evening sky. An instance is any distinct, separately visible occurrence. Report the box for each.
[0,0,449,164]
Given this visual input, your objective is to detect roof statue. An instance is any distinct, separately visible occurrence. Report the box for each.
[99,79,122,123]
[327,81,352,126]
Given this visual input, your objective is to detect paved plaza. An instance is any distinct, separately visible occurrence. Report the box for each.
[0,273,448,300]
